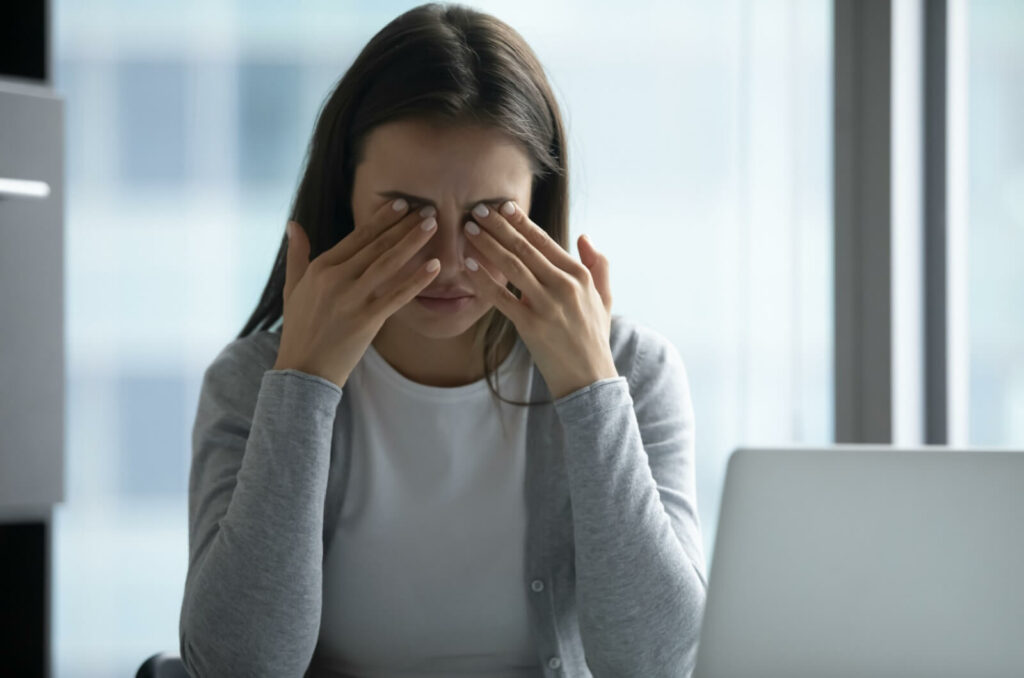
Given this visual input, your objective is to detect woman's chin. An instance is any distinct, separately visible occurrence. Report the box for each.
[390,299,490,338]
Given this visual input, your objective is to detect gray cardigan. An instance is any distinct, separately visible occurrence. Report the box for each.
[178,313,708,677]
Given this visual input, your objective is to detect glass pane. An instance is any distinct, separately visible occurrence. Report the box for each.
[237,60,305,187]
[967,0,1024,446]
[53,1,832,674]
[116,59,188,186]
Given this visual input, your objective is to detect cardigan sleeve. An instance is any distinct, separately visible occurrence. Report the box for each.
[178,336,343,678]
[552,328,708,677]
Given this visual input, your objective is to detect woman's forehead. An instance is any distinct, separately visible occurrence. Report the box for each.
[363,119,531,170]
[358,121,534,202]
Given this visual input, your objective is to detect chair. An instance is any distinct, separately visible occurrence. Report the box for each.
[136,652,190,678]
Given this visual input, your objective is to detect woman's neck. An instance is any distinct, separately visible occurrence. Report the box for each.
[370,321,516,388]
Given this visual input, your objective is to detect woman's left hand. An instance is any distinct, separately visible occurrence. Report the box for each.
[463,200,620,400]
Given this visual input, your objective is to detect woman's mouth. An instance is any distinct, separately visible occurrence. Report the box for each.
[415,295,474,312]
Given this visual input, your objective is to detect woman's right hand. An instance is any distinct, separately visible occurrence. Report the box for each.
[271,199,440,389]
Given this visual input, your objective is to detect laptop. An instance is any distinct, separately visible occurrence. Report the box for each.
[692,445,1024,678]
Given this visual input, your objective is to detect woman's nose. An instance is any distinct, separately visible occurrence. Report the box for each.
[423,213,471,268]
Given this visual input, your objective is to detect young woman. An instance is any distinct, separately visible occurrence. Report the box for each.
[178,3,707,676]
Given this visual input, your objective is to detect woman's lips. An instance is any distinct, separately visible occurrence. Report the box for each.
[415,295,474,312]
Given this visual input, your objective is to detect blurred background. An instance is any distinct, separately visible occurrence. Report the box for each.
[0,0,1020,675]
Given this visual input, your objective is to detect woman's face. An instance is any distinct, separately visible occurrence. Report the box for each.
[350,118,535,341]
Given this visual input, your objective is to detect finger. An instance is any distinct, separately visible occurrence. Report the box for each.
[463,253,529,325]
[318,198,415,268]
[368,256,442,320]
[283,220,310,305]
[346,207,437,280]
[490,200,582,276]
[355,212,439,294]
[464,223,551,313]
[579,234,613,312]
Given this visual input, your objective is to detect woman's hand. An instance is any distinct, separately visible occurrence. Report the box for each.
[273,199,441,389]
[462,200,619,400]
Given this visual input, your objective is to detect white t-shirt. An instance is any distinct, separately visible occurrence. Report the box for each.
[314,335,541,677]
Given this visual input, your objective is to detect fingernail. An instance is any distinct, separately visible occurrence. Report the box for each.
[419,205,436,217]
[420,216,437,231]
[472,203,489,218]
[465,221,480,235]
[392,198,407,211]
[464,257,479,271]
[501,201,515,216]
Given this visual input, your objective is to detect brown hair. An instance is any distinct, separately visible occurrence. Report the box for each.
[238,2,569,407]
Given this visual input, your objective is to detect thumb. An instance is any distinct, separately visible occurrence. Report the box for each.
[578,234,612,312]
[578,233,601,269]
[284,220,310,305]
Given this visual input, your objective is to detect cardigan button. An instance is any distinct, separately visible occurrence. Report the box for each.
[530,579,545,592]
[547,656,562,670]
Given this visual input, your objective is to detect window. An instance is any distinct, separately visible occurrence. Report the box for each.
[237,60,305,187]
[116,373,188,497]
[116,59,188,186]
[966,0,1024,446]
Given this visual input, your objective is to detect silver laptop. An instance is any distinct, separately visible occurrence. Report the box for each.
[692,445,1024,678]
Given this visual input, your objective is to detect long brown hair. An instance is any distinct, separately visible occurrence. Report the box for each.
[238,2,569,407]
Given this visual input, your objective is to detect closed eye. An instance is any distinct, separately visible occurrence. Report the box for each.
[410,202,499,219]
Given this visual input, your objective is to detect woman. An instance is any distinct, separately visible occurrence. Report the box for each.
[178,3,707,676]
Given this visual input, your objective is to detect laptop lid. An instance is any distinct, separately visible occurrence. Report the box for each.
[693,446,1024,678]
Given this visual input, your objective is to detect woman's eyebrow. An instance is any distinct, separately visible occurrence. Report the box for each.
[377,190,512,210]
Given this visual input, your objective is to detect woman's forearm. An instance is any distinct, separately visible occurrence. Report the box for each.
[554,374,707,677]
[180,367,342,677]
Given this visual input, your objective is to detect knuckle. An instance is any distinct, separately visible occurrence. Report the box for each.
[371,236,393,259]
[553,273,576,294]
[378,246,400,270]
[575,265,593,284]
[510,239,531,261]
